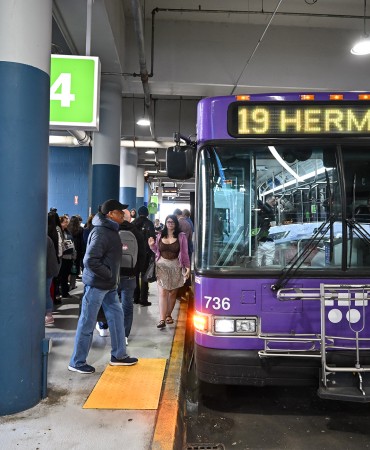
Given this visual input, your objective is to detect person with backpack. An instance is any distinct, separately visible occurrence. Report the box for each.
[133,205,156,306]
[119,209,146,344]
[69,199,138,374]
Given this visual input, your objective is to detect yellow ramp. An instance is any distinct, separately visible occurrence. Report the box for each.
[83,358,167,410]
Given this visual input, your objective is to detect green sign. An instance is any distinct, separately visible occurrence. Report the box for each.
[148,202,158,214]
[49,55,101,131]
[148,196,158,214]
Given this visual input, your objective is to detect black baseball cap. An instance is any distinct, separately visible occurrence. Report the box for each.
[100,199,128,214]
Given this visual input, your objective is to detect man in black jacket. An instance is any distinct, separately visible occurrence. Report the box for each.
[133,205,156,306]
[119,209,146,344]
[68,199,138,374]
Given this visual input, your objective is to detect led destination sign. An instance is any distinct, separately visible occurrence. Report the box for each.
[228,103,370,137]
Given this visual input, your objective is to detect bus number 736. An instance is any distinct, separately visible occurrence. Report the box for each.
[204,296,231,310]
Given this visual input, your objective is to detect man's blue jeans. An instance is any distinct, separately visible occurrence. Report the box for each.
[70,285,127,368]
[119,276,136,338]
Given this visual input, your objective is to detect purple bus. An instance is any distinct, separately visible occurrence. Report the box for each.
[168,93,370,402]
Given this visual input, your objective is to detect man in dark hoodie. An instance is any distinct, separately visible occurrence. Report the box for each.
[119,209,146,344]
[68,199,138,374]
[133,205,156,306]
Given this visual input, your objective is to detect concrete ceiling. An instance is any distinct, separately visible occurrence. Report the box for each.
[52,0,370,201]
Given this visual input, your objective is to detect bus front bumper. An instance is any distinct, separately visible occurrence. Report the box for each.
[195,343,322,386]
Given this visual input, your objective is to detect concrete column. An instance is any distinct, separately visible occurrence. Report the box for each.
[119,147,137,210]
[136,167,144,208]
[0,0,52,414]
[91,75,122,212]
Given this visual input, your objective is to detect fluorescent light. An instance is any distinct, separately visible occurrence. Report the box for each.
[120,140,174,148]
[145,150,155,154]
[49,136,175,148]
[351,37,370,55]
[263,167,332,196]
[268,146,302,181]
[136,118,150,126]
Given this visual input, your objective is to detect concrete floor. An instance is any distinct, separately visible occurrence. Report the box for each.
[0,282,179,450]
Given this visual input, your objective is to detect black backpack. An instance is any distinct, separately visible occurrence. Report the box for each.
[119,230,138,269]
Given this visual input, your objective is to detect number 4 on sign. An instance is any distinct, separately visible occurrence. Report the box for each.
[50,73,76,107]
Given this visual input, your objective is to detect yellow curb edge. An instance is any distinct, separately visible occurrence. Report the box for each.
[151,299,189,450]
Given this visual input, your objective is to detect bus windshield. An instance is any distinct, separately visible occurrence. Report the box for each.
[196,143,370,273]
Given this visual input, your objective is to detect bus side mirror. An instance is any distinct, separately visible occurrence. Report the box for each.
[166,145,195,180]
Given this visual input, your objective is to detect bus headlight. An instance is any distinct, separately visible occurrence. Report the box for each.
[214,319,235,333]
[212,316,257,335]
[236,319,256,333]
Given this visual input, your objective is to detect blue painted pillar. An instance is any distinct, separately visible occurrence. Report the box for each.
[136,167,144,209]
[91,75,122,212]
[0,0,52,415]
[119,147,137,210]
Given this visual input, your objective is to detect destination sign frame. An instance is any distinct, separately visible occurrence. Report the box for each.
[228,102,370,138]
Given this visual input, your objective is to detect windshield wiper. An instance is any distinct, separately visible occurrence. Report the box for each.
[346,218,370,246]
[271,217,335,291]
[348,174,356,267]
[272,169,335,291]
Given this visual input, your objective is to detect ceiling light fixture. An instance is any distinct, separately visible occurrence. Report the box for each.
[136,98,151,126]
[145,149,156,154]
[351,0,370,55]
[136,118,150,126]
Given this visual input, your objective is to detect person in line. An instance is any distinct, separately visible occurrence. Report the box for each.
[174,208,193,296]
[173,208,193,261]
[154,218,164,234]
[58,215,76,298]
[68,215,84,290]
[148,215,190,329]
[181,208,194,265]
[130,208,137,222]
[119,209,146,345]
[182,209,194,232]
[256,194,277,266]
[45,235,60,325]
[48,211,63,304]
[83,214,95,245]
[133,206,156,306]
[69,199,138,374]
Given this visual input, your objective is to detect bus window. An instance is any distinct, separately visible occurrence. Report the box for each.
[196,144,370,272]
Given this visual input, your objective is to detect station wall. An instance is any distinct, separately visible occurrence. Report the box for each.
[48,146,91,221]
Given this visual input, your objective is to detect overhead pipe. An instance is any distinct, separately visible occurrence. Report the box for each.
[106,5,368,81]
[68,130,91,146]
[152,6,370,22]
[131,0,155,139]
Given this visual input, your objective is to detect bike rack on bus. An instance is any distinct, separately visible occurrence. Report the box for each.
[259,284,370,402]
